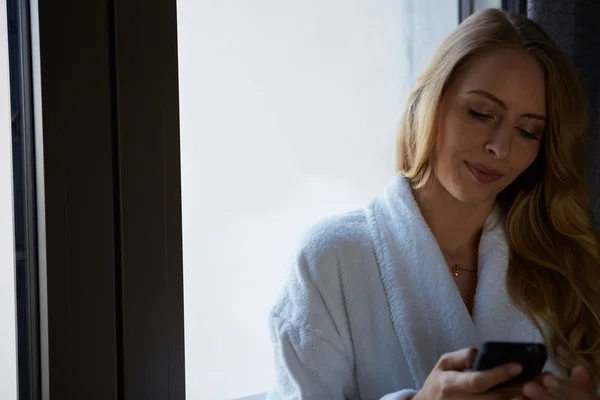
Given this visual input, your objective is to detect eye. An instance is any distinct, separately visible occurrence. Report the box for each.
[519,128,539,140]
[468,108,493,121]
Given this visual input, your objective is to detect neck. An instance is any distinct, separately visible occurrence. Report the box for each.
[413,179,494,260]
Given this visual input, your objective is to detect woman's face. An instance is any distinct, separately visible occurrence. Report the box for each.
[434,47,546,206]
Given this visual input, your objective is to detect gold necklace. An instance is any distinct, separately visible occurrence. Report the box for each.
[451,264,477,277]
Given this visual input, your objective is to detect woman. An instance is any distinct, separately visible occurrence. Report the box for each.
[266,8,600,400]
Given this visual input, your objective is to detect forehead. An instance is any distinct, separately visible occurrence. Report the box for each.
[452,47,546,115]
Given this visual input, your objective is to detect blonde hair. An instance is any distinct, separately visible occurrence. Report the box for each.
[397,8,600,383]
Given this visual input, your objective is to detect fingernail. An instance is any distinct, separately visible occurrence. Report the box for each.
[510,364,523,376]
[544,375,560,389]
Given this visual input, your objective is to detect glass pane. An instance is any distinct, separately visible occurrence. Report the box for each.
[177,1,457,398]
[474,0,502,10]
[0,0,21,397]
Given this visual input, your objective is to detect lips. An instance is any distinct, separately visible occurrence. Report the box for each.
[465,162,504,184]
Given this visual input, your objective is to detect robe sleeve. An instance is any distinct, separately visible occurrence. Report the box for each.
[267,314,417,400]
[266,218,419,400]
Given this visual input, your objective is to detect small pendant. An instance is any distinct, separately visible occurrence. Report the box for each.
[452,264,460,277]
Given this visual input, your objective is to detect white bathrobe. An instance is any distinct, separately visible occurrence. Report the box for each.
[267,174,562,400]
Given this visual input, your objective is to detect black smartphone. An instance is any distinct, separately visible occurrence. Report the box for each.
[472,341,547,390]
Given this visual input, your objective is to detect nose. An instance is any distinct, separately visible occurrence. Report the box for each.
[484,125,511,160]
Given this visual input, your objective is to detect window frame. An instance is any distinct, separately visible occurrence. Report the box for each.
[502,0,527,15]
[34,0,185,398]
[30,0,532,398]
[7,0,41,397]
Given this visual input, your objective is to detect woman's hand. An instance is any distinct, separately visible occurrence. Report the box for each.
[520,365,598,400]
[412,348,524,400]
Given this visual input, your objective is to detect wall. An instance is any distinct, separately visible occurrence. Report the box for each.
[0,0,19,397]
[177,1,456,398]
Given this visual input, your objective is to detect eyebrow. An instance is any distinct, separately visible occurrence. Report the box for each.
[467,89,547,121]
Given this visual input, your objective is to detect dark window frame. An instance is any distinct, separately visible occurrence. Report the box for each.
[35,0,185,398]
[459,0,474,23]
[502,0,527,15]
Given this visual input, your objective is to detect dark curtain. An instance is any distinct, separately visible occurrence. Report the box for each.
[527,1,600,223]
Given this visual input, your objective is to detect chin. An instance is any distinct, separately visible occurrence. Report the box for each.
[446,180,499,206]
[453,191,495,206]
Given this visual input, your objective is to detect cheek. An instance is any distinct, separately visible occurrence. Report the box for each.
[434,124,473,190]
[434,132,447,163]
[510,143,540,176]
[436,117,481,163]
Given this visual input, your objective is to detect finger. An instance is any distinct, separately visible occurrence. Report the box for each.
[469,394,504,400]
[493,382,526,398]
[453,362,523,393]
[570,366,593,390]
[438,347,478,371]
[541,374,595,399]
[539,372,553,380]
[543,373,583,389]
[523,381,562,400]
[449,391,503,400]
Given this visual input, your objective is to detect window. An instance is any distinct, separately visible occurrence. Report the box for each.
[7,0,40,397]
[460,0,526,21]
[177,1,458,398]
[475,0,502,10]
[9,1,537,399]
[1,0,24,397]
